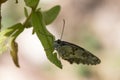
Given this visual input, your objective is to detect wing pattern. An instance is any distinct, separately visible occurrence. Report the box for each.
[54,39,101,65]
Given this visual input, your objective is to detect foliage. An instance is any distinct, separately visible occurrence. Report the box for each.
[0,0,62,68]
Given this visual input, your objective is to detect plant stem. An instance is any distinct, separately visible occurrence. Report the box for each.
[23,4,38,28]
[0,4,1,31]
[23,10,32,27]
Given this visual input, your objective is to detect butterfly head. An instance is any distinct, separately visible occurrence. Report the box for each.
[54,39,62,49]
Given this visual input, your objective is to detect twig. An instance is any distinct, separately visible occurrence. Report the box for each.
[0,4,1,31]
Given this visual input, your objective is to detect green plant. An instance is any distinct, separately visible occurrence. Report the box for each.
[0,0,62,69]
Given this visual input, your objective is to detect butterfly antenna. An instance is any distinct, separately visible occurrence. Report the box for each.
[60,19,65,40]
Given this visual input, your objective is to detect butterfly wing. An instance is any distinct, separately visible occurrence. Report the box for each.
[54,40,101,65]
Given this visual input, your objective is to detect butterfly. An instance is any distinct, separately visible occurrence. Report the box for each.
[54,39,101,65]
[54,20,101,65]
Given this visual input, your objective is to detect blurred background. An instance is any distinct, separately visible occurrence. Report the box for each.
[1,0,120,80]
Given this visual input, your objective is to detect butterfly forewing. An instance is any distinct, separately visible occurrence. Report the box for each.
[54,39,101,65]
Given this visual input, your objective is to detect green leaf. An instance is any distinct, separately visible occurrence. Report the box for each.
[0,23,22,54]
[24,0,39,9]
[0,23,24,67]
[43,5,61,25]
[52,52,62,68]
[0,36,8,54]
[31,11,62,69]
[9,37,19,67]
[0,30,11,54]
[5,23,22,36]
[9,23,24,67]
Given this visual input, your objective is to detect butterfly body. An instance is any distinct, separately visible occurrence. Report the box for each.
[54,39,101,65]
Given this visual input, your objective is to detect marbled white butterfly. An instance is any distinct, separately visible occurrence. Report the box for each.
[54,20,101,65]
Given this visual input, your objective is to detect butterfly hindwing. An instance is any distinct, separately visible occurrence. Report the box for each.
[54,39,101,65]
